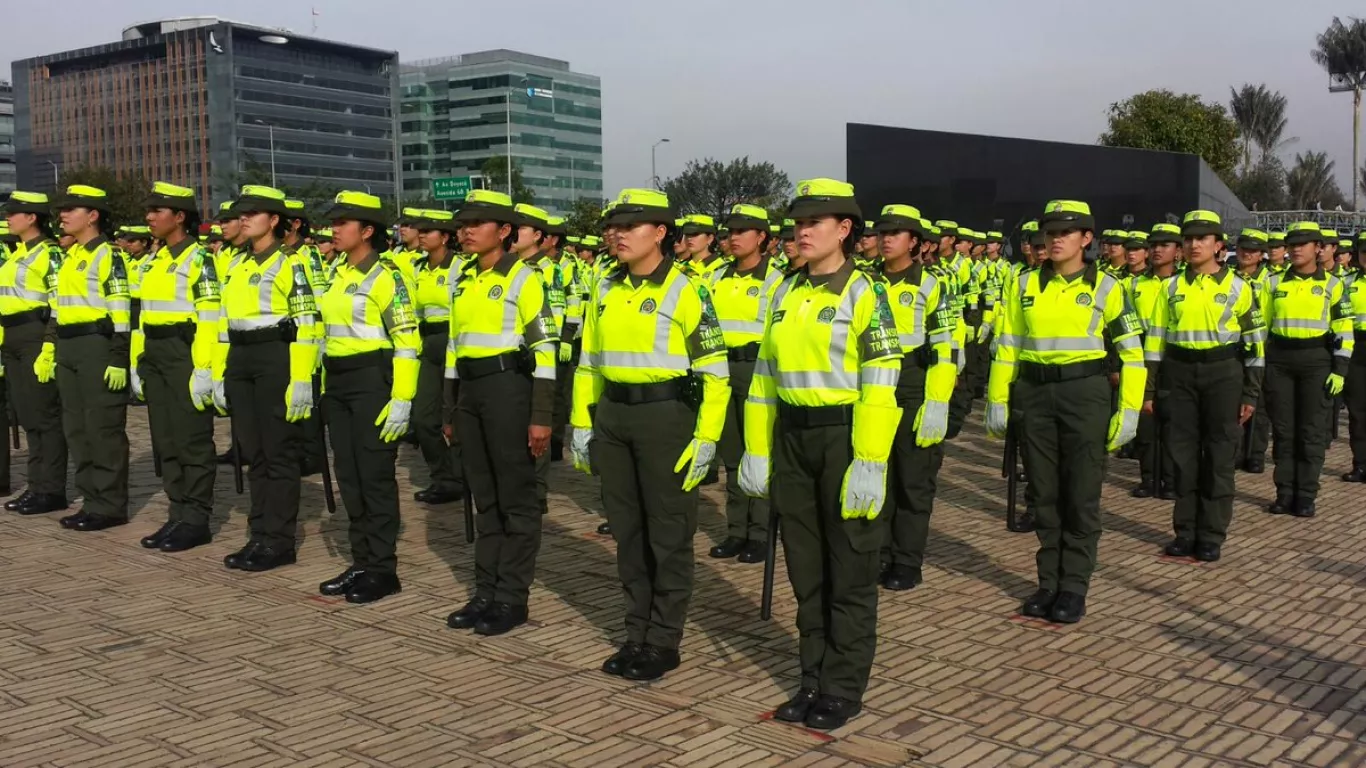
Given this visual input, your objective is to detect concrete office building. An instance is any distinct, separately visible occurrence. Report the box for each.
[0,82,15,197]
[401,50,602,214]
[12,17,399,212]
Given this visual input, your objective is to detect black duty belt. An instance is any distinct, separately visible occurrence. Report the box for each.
[1268,334,1331,351]
[727,342,761,363]
[778,402,853,428]
[901,346,933,371]
[144,321,196,342]
[227,323,296,345]
[0,308,49,328]
[1018,359,1108,383]
[324,349,392,374]
[1356,330,1366,347]
[1166,345,1241,363]
[456,350,526,380]
[56,318,114,339]
[419,320,449,337]
[602,377,686,405]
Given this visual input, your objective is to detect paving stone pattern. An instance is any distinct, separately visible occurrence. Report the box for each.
[2,409,1365,767]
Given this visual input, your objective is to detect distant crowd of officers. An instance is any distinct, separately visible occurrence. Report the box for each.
[0,177,1362,731]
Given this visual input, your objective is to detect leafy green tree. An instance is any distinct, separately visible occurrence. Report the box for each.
[1098,89,1240,178]
[1228,84,1291,174]
[563,196,606,238]
[1229,155,1289,211]
[1312,16,1366,210]
[480,156,535,205]
[660,157,791,222]
[58,165,152,228]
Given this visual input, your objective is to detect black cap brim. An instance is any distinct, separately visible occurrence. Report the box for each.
[874,215,926,237]
[1235,237,1266,251]
[787,197,862,222]
[55,195,111,213]
[145,194,198,213]
[1181,222,1224,239]
[1283,231,1324,246]
[605,205,675,228]
[234,195,288,216]
[723,214,769,232]
[452,201,519,225]
[325,203,387,226]
[3,199,49,215]
[1039,213,1095,233]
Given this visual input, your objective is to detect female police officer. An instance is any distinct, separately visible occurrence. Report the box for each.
[985,200,1145,625]
[739,179,902,730]
[569,188,730,682]
[315,191,419,603]
[410,210,463,505]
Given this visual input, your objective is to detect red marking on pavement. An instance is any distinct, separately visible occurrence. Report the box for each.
[757,711,837,742]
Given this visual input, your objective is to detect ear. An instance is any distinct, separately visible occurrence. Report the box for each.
[1081,231,1094,248]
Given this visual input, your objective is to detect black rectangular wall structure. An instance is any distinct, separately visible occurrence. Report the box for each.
[846,123,1249,240]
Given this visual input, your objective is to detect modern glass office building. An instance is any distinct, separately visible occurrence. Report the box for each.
[0,82,15,197]
[11,17,399,212]
[400,50,602,214]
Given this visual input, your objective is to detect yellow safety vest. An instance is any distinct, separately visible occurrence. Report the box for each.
[708,255,783,349]
[135,238,222,371]
[319,253,421,400]
[444,251,558,377]
[217,242,321,381]
[413,251,455,327]
[878,263,957,403]
[570,257,730,441]
[0,236,59,318]
[55,236,131,332]
[1143,267,1264,361]
[1262,268,1354,362]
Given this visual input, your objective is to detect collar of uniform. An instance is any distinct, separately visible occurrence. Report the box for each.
[881,264,921,285]
[83,235,109,251]
[23,235,48,250]
[731,255,770,279]
[633,255,674,285]
[802,256,856,294]
[347,251,381,276]
[488,251,519,276]
[1285,267,1326,281]
[282,239,303,256]
[251,238,284,263]
[162,236,196,261]
[1182,265,1228,284]
[1036,260,1091,286]
[418,250,453,272]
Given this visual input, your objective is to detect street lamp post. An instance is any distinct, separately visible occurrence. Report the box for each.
[254,119,276,187]
[45,160,58,190]
[651,138,671,189]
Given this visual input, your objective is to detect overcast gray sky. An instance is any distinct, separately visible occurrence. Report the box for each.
[4,0,1361,199]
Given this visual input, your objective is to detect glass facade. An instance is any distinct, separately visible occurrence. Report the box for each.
[401,51,603,214]
[13,19,399,211]
[0,82,15,196]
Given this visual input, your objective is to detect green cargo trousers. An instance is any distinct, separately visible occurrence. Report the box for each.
[591,395,699,651]
[1265,342,1334,502]
[415,329,462,494]
[2,319,66,495]
[1162,356,1242,546]
[718,356,768,543]
[57,333,129,519]
[325,358,401,575]
[881,357,944,568]
[773,412,882,703]
[141,332,216,526]
[1017,372,1109,596]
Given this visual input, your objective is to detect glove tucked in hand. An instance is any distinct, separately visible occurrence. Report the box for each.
[375,398,412,442]
[558,342,572,363]
[285,380,313,422]
[985,401,1009,438]
[189,368,214,412]
[104,367,128,392]
[212,378,229,415]
[913,399,950,447]
[1326,373,1346,397]
[739,452,769,498]
[840,459,888,520]
[34,342,56,384]
[975,324,991,344]
[1107,408,1140,452]
[570,426,594,474]
[673,438,717,492]
[130,368,144,400]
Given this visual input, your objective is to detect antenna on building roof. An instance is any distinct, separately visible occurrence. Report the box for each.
[311,7,319,34]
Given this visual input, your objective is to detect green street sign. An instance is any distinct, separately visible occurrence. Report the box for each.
[432,176,473,201]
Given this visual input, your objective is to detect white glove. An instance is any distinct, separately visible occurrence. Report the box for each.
[985,401,1009,438]
[212,378,228,415]
[189,368,213,411]
[376,399,412,442]
[130,367,144,401]
[570,426,593,474]
[840,459,888,520]
[1107,408,1140,452]
[913,400,950,447]
[975,324,991,344]
[285,379,313,423]
[673,439,717,492]
[738,452,770,498]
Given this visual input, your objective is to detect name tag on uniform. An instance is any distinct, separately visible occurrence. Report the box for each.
[771,310,786,323]
[1021,297,1034,308]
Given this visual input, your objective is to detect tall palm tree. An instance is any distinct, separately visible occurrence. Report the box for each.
[1313,17,1366,210]
[1287,151,1342,209]
[1229,84,1289,173]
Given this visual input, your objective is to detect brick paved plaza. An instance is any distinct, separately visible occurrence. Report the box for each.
[2,409,1366,767]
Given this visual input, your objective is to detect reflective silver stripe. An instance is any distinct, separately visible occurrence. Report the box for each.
[1147,326,1167,341]
[351,264,386,328]
[746,394,778,405]
[1246,358,1265,368]
[228,315,289,331]
[860,365,899,387]
[899,332,925,350]
[694,359,728,377]
[326,323,387,340]
[756,269,783,321]
[256,256,286,316]
[503,267,532,341]
[1219,277,1244,333]
[1022,337,1104,353]
[1114,335,1142,353]
[0,285,47,303]
[532,360,556,380]
[1091,275,1117,337]
[1169,329,1240,345]
[1335,333,1353,356]
[721,319,765,336]
[420,307,451,321]
[395,348,417,360]
[457,330,523,348]
[1272,318,1329,331]
[196,308,218,324]
[57,295,97,308]
[1122,360,1145,369]
[1144,350,1162,363]
[600,350,690,369]
[1244,329,1267,343]
[141,298,195,313]
[86,245,109,307]
[996,333,1022,348]
[296,315,317,327]
[1356,313,1366,326]
[776,368,858,391]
